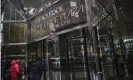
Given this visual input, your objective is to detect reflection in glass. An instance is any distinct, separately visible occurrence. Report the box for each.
[47,38,61,80]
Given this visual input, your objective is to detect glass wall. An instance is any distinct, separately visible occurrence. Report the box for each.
[3,0,25,21]
[59,29,90,80]
[3,23,26,43]
[115,0,133,79]
[2,45,26,80]
[46,37,61,80]
[2,0,133,80]
[89,0,133,80]
[27,40,46,80]
[95,13,117,80]
[3,0,26,43]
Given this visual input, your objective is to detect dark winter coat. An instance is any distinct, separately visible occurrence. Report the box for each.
[127,53,133,75]
[31,60,44,80]
[28,60,33,80]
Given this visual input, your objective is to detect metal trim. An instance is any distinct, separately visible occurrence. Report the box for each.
[2,42,26,45]
[4,55,27,57]
[27,36,48,44]
[16,0,28,19]
[55,23,89,35]
[1,20,26,23]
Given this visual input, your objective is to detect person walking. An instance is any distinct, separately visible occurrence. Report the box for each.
[117,54,125,80]
[31,57,44,80]
[28,59,33,80]
[10,59,23,80]
[127,50,133,79]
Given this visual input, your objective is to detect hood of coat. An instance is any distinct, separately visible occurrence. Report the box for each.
[10,60,18,66]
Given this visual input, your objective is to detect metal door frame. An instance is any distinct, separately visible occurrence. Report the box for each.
[66,28,91,80]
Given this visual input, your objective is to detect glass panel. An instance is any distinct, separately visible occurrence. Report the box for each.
[96,13,117,80]
[3,45,26,80]
[3,23,26,43]
[59,29,90,80]
[67,29,83,39]
[86,28,97,80]
[94,0,133,78]
[47,37,61,80]
[27,41,46,80]
[4,0,25,21]
[59,35,69,80]
[68,38,88,80]
[114,0,133,79]
[4,1,11,20]
[61,29,89,80]
[89,0,114,24]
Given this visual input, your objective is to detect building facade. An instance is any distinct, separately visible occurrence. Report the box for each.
[1,0,133,80]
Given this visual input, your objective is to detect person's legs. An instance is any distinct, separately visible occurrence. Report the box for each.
[35,75,41,80]
[29,73,33,80]
[11,76,19,80]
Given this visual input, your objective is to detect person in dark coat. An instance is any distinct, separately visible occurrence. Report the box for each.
[116,54,125,80]
[28,59,33,80]
[31,57,44,80]
[127,50,133,79]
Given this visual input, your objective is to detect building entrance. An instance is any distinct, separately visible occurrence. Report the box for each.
[67,37,88,80]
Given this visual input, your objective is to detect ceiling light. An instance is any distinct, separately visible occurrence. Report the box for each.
[119,7,122,10]
[29,8,36,15]
[24,7,28,10]
[29,8,34,14]
[39,7,43,12]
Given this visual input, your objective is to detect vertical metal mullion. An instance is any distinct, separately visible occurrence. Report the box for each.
[109,31,119,78]
[57,37,61,80]
[9,2,12,43]
[9,3,11,21]
[3,0,6,21]
[3,46,7,80]
[70,39,75,80]
[66,39,71,80]
[54,42,56,57]
[46,40,50,80]
[82,28,91,80]
[20,8,21,20]
[14,23,15,43]
[96,27,103,80]
[112,2,122,78]
[25,21,29,80]
[15,9,16,20]
[42,40,46,80]
[84,0,91,24]
[92,27,103,80]
[96,26,106,80]
[24,24,26,42]
[18,23,20,43]
[0,5,4,80]
[8,24,10,42]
